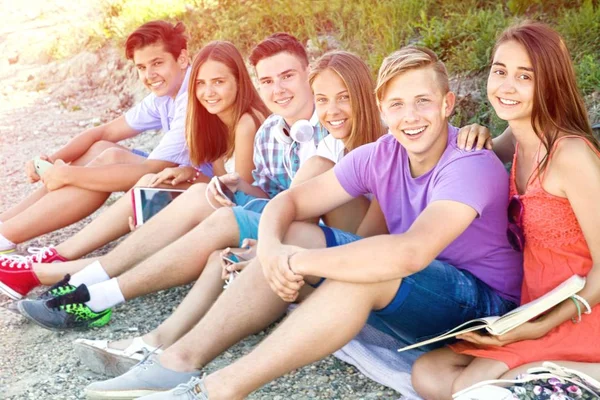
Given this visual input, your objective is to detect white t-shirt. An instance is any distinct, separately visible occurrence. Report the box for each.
[124,67,191,166]
[316,134,345,163]
[224,156,235,175]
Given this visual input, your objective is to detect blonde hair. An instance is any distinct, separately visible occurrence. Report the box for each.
[375,46,449,103]
[309,51,384,151]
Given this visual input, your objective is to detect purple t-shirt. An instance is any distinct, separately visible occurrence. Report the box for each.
[334,125,522,303]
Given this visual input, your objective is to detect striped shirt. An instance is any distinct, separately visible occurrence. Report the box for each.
[252,112,328,198]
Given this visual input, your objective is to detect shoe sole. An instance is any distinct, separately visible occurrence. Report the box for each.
[74,341,139,377]
[0,281,24,300]
[85,389,165,400]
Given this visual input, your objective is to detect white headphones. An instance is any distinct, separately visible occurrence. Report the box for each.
[272,113,319,145]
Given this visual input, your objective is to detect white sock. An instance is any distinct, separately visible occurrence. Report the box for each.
[85,278,125,312]
[69,260,110,287]
[0,232,16,251]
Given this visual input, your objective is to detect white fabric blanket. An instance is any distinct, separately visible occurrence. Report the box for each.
[333,324,426,400]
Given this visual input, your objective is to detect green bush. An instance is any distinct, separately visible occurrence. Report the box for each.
[52,0,599,133]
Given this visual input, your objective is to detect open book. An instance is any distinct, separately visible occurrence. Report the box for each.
[398,275,586,352]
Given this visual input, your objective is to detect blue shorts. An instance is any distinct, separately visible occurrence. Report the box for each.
[319,226,517,350]
[231,193,270,248]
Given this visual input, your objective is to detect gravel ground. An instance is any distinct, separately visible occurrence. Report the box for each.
[0,5,401,399]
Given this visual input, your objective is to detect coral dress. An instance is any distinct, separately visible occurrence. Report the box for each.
[451,136,600,369]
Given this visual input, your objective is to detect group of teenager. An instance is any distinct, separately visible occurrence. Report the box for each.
[0,17,598,400]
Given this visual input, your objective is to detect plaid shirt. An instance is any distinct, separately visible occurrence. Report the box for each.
[251,112,329,198]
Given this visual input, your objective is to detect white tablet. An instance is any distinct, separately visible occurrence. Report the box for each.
[131,187,185,227]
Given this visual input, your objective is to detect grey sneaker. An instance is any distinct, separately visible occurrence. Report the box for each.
[84,354,201,400]
[137,377,209,399]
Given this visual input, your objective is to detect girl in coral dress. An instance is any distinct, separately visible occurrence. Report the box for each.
[412,21,600,400]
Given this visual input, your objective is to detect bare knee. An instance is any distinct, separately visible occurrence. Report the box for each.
[135,173,157,186]
[291,156,335,187]
[413,354,444,400]
[89,147,135,166]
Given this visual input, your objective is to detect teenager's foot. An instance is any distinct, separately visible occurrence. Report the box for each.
[0,257,40,299]
[0,233,16,254]
[74,336,163,377]
[36,274,76,300]
[84,354,200,399]
[17,284,112,331]
[137,376,209,399]
[25,246,68,263]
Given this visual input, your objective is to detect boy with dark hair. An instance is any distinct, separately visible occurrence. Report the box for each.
[0,20,198,255]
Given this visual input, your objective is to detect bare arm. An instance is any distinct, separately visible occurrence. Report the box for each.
[54,159,176,192]
[355,199,388,237]
[491,126,516,164]
[534,139,600,331]
[290,200,477,283]
[233,113,259,184]
[257,169,354,257]
[50,116,139,163]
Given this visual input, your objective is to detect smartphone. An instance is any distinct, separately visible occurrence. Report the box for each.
[215,177,235,202]
[33,158,53,176]
[221,248,253,265]
[131,187,185,227]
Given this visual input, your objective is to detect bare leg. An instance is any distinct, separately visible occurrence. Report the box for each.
[116,207,241,299]
[202,277,401,399]
[412,348,474,400]
[0,141,121,222]
[154,222,327,371]
[291,156,370,233]
[54,174,191,260]
[33,257,100,285]
[109,250,227,351]
[0,146,145,244]
[33,183,217,285]
[502,360,600,380]
[452,357,509,394]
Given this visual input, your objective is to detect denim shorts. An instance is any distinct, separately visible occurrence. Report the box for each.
[319,226,517,350]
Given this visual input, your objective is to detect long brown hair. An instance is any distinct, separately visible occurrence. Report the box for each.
[309,51,384,151]
[493,22,599,176]
[186,41,270,165]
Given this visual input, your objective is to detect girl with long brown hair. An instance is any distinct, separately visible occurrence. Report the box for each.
[413,21,600,400]
[152,40,270,185]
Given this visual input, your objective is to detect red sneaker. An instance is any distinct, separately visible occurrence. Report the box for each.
[25,246,68,263]
[0,256,41,300]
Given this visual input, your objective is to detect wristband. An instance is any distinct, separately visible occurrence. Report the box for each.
[186,167,201,183]
[572,294,592,315]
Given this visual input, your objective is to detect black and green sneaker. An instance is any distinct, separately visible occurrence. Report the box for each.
[38,274,76,300]
[17,284,112,331]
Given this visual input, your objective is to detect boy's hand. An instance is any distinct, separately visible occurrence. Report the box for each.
[40,159,69,191]
[25,155,52,183]
[457,124,492,151]
[261,244,305,302]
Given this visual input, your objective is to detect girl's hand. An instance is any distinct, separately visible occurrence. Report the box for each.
[26,154,52,183]
[40,159,68,191]
[457,124,493,151]
[149,166,196,187]
[207,173,239,207]
[457,321,548,347]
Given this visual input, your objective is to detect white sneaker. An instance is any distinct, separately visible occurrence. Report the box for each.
[0,234,16,254]
[74,336,163,377]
